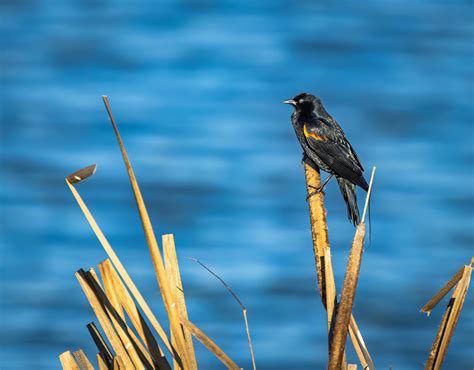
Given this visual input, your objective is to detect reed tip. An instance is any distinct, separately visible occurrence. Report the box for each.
[66,164,97,184]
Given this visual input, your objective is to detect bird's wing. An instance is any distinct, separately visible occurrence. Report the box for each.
[303,117,367,189]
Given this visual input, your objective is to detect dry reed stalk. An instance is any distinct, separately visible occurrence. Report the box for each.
[87,322,113,366]
[100,263,125,319]
[180,317,241,370]
[304,162,329,302]
[424,262,473,370]
[327,167,376,370]
[66,167,172,356]
[102,95,191,370]
[187,257,256,370]
[66,149,238,368]
[114,355,125,369]
[76,270,135,368]
[323,247,348,370]
[162,234,198,370]
[97,354,108,370]
[323,246,337,330]
[59,351,80,370]
[328,224,365,370]
[88,268,159,369]
[304,162,343,366]
[72,349,94,370]
[98,260,170,370]
[347,364,357,370]
[349,316,374,369]
[304,163,375,369]
[420,266,465,316]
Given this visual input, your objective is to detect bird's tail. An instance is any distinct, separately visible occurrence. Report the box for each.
[336,176,360,225]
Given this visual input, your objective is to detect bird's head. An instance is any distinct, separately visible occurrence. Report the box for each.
[282,93,321,113]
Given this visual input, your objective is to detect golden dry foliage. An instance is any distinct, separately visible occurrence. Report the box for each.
[60,97,241,369]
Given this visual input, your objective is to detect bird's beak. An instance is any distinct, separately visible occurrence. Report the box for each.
[282,99,296,106]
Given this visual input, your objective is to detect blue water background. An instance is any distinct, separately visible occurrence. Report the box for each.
[1,1,473,369]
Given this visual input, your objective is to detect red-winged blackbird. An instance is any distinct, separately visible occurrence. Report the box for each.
[283,92,368,225]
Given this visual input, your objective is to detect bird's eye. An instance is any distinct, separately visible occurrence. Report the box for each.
[299,99,304,104]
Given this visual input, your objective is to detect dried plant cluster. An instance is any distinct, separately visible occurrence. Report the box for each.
[59,97,472,370]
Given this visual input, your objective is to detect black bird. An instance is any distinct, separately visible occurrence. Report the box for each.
[283,92,368,225]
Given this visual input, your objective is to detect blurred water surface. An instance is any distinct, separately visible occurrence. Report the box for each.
[1,1,473,369]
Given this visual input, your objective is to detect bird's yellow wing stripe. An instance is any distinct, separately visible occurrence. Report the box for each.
[304,124,326,141]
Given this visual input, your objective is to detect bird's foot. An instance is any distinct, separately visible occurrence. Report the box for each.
[306,185,324,201]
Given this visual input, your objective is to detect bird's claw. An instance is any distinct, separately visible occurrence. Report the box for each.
[306,185,324,201]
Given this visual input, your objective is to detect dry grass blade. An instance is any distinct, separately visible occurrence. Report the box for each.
[87,323,113,366]
[59,351,80,370]
[102,95,191,370]
[76,270,135,369]
[328,167,376,370]
[420,266,465,316]
[187,257,257,370]
[180,317,240,370]
[73,349,94,370]
[98,260,171,370]
[348,364,357,370]
[424,263,473,370]
[163,234,198,370]
[66,170,172,355]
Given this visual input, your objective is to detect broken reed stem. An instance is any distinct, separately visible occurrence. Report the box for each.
[328,167,376,370]
[113,355,125,369]
[59,351,80,370]
[76,270,135,368]
[87,322,113,366]
[85,269,148,368]
[349,316,375,370]
[187,257,257,370]
[421,266,465,316]
[305,163,374,369]
[180,317,241,370]
[304,162,330,304]
[304,163,340,339]
[102,95,192,370]
[98,259,171,370]
[93,266,157,369]
[328,224,366,370]
[97,353,108,370]
[163,234,198,370]
[424,263,473,370]
[66,176,173,355]
[304,163,341,361]
[72,350,94,370]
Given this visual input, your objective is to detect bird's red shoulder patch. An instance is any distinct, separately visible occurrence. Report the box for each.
[304,124,326,141]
